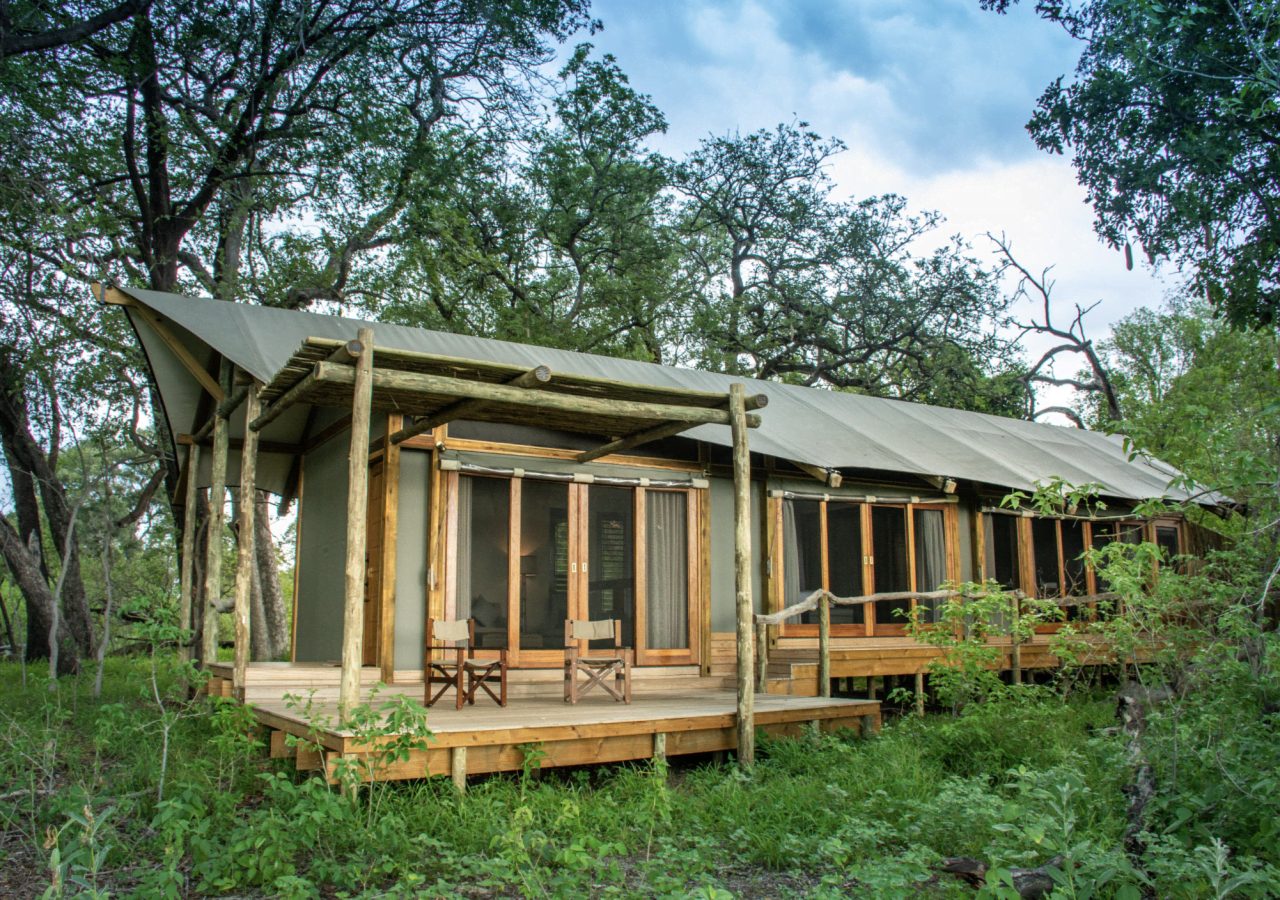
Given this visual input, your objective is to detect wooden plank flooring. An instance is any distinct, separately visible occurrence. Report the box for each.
[220,667,880,781]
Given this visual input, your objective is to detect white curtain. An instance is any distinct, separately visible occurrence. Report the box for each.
[455,476,472,620]
[914,509,946,622]
[646,492,687,649]
[783,500,801,608]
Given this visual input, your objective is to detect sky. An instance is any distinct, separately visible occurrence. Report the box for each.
[575,0,1175,397]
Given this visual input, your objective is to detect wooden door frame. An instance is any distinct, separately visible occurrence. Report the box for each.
[446,473,703,667]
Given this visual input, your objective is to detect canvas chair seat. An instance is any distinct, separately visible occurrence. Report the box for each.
[425,617,507,709]
[563,618,632,704]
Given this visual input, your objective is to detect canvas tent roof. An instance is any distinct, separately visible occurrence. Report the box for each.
[115,285,1206,504]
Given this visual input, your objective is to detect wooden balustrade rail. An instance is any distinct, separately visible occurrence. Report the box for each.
[752,588,1118,698]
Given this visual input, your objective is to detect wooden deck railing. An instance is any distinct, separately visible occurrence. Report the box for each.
[753,588,1121,702]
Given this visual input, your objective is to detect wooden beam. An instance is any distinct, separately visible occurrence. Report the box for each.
[301,336,741,406]
[250,370,319,432]
[178,434,300,456]
[128,301,225,403]
[315,363,764,429]
[232,385,262,697]
[389,365,552,445]
[201,362,232,665]
[818,591,830,698]
[192,383,250,443]
[792,461,843,489]
[178,443,200,663]
[730,383,755,767]
[339,328,375,720]
[576,419,700,463]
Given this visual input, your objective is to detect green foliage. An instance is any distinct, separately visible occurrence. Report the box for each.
[997,0,1280,329]
[907,580,1061,711]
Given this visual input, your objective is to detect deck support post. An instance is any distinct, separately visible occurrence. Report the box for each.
[232,384,262,699]
[201,361,232,666]
[730,383,755,767]
[817,591,831,698]
[755,619,769,692]
[1010,594,1023,685]
[915,672,926,716]
[339,328,375,720]
[451,746,467,794]
[653,732,667,763]
[178,444,200,663]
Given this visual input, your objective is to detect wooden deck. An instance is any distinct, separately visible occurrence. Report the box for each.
[207,664,881,783]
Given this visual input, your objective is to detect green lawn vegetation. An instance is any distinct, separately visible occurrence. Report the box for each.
[2,647,1276,899]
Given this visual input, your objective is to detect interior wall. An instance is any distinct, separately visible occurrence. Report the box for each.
[393,449,430,670]
[710,477,765,631]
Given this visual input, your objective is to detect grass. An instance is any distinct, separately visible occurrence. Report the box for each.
[0,656,1271,897]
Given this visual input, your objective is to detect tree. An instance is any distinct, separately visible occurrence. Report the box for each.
[673,122,1016,406]
[380,45,681,360]
[985,0,1280,330]
[990,233,1123,426]
[1086,295,1280,501]
[0,0,594,666]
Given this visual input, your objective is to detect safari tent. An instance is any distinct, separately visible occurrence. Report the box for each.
[104,283,1205,779]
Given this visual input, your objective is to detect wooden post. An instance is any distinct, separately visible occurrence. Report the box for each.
[451,745,467,794]
[232,385,261,698]
[1010,592,1023,685]
[817,591,831,698]
[339,328,375,720]
[178,444,200,663]
[380,414,402,682]
[730,384,755,767]
[755,619,769,692]
[653,732,667,762]
[201,363,231,666]
[914,672,926,716]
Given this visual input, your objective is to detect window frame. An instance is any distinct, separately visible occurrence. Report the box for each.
[773,496,958,638]
[446,472,702,667]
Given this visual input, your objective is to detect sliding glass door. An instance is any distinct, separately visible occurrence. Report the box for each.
[450,474,698,666]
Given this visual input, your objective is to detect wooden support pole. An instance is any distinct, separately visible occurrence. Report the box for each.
[755,619,769,692]
[730,383,755,767]
[390,366,552,445]
[379,414,402,682]
[653,732,667,762]
[915,672,926,716]
[232,385,262,698]
[818,591,831,698]
[1010,593,1023,685]
[178,444,200,663]
[201,362,231,666]
[451,746,467,794]
[339,328,375,720]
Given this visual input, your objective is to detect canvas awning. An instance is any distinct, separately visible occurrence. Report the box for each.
[108,284,1215,504]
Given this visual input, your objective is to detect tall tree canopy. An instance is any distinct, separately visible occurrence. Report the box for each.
[673,123,1017,408]
[985,0,1280,329]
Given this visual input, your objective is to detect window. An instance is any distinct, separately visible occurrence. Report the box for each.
[984,513,1021,590]
[451,473,698,665]
[778,497,953,635]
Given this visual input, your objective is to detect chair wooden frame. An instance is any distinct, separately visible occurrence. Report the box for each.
[563,618,633,704]
[425,617,507,709]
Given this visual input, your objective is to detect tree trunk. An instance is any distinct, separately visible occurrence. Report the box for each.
[0,359,92,657]
[0,516,78,673]
[254,491,288,658]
